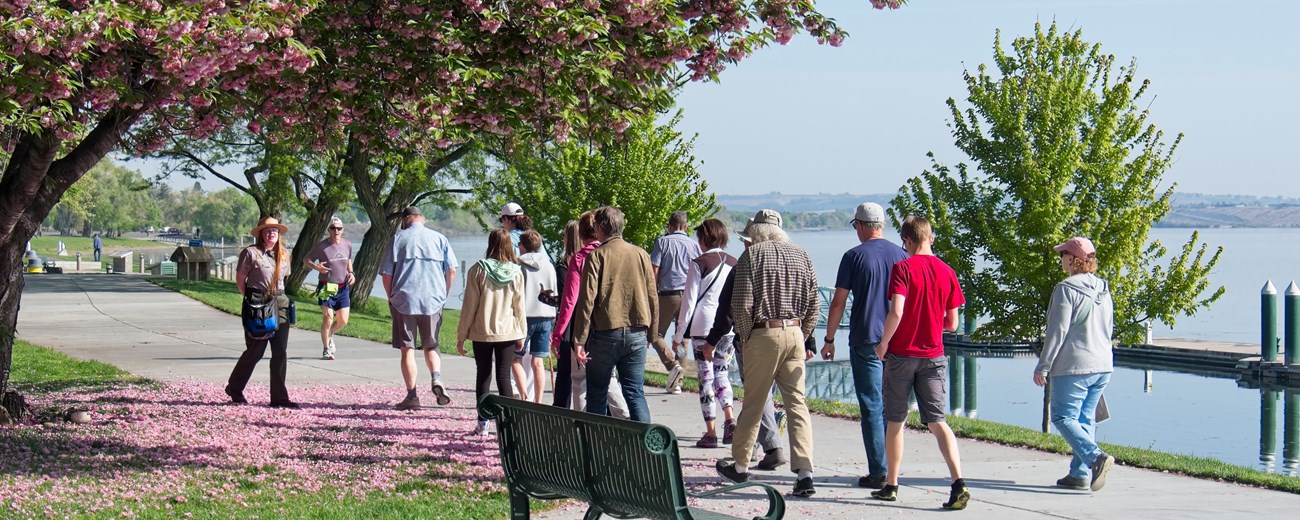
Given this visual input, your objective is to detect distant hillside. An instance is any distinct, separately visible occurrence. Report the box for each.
[718,192,1300,228]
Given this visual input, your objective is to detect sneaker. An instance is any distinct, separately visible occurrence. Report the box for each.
[715,460,749,483]
[1056,475,1089,490]
[327,338,337,358]
[857,475,886,489]
[722,420,736,445]
[774,410,787,434]
[471,422,492,437]
[942,481,970,510]
[1089,453,1115,491]
[431,382,451,406]
[394,395,421,411]
[755,448,788,471]
[667,364,684,394]
[321,346,333,360]
[695,433,719,448]
[792,477,815,497]
[871,485,898,501]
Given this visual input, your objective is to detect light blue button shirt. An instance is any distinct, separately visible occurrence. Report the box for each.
[650,231,700,292]
[381,225,458,315]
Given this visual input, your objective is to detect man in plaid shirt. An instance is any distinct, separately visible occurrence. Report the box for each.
[715,209,820,498]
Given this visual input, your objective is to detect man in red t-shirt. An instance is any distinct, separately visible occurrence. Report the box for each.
[871,216,970,510]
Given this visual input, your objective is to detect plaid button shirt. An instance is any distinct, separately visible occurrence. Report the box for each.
[731,240,819,342]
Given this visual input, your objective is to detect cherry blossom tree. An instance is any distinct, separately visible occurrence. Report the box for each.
[0,0,316,421]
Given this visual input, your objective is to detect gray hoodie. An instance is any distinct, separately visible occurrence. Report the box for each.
[518,251,557,319]
[1034,273,1114,377]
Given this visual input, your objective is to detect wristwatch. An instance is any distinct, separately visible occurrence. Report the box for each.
[823,336,835,343]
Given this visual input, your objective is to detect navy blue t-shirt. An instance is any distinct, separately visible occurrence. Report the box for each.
[834,239,909,346]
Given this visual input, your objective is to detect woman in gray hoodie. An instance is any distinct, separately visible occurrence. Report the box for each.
[1033,236,1116,493]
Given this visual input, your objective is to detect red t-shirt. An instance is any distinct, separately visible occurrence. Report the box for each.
[886,255,965,358]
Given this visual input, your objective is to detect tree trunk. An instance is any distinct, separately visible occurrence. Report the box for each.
[349,219,400,310]
[346,136,411,310]
[0,107,143,412]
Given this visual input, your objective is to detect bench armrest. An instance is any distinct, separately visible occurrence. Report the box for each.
[689,481,785,520]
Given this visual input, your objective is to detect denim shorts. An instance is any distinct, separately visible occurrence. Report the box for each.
[519,317,553,357]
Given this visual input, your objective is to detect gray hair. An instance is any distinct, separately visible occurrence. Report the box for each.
[744,222,788,244]
[595,206,625,238]
[668,211,688,229]
[857,220,884,231]
[330,216,344,226]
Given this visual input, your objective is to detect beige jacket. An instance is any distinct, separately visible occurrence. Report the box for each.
[457,261,527,343]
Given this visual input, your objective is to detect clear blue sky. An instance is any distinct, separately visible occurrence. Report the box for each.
[672,0,1300,197]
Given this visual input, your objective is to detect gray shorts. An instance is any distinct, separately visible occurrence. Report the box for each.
[883,355,948,424]
[392,310,442,351]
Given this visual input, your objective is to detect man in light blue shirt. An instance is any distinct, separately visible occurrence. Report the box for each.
[650,211,700,394]
[381,206,458,411]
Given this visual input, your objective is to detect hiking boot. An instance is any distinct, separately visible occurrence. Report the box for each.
[1090,453,1115,491]
[755,448,788,471]
[431,382,451,406]
[695,433,719,449]
[871,485,898,501]
[857,475,886,489]
[394,395,421,411]
[667,364,684,394]
[722,420,736,445]
[792,477,815,497]
[1056,475,1089,490]
[942,481,970,510]
[715,460,749,483]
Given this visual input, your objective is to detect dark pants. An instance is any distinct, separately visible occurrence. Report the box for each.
[93,248,101,262]
[552,336,573,408]
[227,321,291,403]
[585,328,650,423]
[474,341,515,420]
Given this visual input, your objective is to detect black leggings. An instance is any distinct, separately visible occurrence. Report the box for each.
[473,340,515,420]
[552,336,573,408]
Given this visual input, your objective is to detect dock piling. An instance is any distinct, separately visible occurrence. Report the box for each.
[1263,281,1278,362]
[1286,282,1300,366]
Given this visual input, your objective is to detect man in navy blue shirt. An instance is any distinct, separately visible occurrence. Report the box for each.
[820,202,909,489]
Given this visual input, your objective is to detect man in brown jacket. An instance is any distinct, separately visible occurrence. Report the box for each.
[572,206,658,422]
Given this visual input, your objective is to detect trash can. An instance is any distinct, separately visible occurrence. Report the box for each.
[170,247,213,281]
[111,251,134,273]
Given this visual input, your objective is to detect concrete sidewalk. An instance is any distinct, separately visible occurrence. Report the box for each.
[15,274,1300,519]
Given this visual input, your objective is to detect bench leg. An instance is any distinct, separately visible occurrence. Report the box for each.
[510,488,531,520]
[582,505,603,520]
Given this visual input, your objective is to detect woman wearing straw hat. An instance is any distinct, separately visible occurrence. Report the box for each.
[225,216,299,409]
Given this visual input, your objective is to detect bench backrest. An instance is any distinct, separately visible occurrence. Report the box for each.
[480,395,690,519]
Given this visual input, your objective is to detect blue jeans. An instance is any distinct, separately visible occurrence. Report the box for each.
[1050,372,1111,478]
[523,317,553,356]
[584,328,651,423]
[850,343,886,478]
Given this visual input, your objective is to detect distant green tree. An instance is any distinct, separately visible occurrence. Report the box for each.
[86,161,161,236]
[476,113,717,256]
[891,23,1223,344]
[192,188,259,242]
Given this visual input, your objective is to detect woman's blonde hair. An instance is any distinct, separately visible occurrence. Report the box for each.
[1067,254,1099,274]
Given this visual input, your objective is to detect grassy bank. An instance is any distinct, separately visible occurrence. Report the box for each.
[151,279,1300,494]
[3,341,511,519]
[29,235,161,260]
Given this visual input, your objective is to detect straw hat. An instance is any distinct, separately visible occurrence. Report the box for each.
[250,216,288,236]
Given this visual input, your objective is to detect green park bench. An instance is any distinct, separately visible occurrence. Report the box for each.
[479,395,785,520]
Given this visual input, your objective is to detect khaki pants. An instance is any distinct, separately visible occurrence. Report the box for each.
[651,293,683,369]
[732,325,814,472]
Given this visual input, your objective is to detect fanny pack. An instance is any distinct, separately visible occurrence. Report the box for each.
[242,291,278,340]
[317,282,342,298]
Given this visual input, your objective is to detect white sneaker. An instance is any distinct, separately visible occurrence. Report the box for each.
[667,364,684,394]
[471,422,492,437]
[327,338,337,358]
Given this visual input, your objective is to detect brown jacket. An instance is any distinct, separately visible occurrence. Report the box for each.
[571,237,658,345]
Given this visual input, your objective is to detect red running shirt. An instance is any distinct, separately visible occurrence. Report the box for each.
[886,255,965,358]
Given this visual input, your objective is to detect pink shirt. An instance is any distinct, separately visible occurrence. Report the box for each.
[551,241,600,347]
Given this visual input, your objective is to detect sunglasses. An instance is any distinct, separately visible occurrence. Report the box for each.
[329,227,343,232]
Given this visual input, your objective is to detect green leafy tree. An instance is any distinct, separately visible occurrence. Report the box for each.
[891,23,1223,344]
[86,161,161,236]
[192,188,260,242]
[476,113,717,255]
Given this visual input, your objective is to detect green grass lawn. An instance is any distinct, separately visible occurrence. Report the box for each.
[29,235,162,260]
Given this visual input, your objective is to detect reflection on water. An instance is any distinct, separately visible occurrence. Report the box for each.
[784,353,1300,475]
